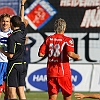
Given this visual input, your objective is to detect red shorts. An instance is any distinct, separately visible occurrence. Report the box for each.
[47,76,72,95]
[0,82,5,93]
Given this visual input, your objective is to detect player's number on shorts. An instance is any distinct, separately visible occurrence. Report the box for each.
[49,43,60,57]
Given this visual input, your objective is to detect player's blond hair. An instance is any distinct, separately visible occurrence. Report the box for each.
[54,18,66,33]
[0,13,10,21]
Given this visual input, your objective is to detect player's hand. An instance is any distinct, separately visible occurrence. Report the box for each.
[74,93,85,100]
[75,54,80,61]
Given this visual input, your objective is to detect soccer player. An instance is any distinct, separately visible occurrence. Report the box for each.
[0,13,12,100]
[38,18,80,100]
[0,0,27,100]
[75,93,100,99]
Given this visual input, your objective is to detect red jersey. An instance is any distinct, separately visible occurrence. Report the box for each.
[39,33,74,77]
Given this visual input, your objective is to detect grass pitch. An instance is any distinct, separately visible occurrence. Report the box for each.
[0,91,98,100]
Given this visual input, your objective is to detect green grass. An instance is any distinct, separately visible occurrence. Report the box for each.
[0,92,98,100]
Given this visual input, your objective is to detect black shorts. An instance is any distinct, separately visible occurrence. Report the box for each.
[7,62,27,87]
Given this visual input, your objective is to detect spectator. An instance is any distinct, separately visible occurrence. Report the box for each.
[38,18,80,100]
[24,35,36,91]
[0,0,27,99]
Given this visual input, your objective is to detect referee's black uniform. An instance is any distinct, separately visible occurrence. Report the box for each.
[7,22,27,87]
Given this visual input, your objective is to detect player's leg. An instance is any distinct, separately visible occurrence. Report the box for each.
[17,64,27,99]
[3,63,9,100]
[58,76,72,100]
[0,62,7,99]
[49,94,57,100]
[63,94,72,100]
[0,84,3,98]
[7,63,18,99]
[47,77,59,100]
[0,93,2,98]
[4,82,8,100]
[8,87,17,99]
[17,86,26,99]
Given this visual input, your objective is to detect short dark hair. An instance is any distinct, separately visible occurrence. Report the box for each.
[10,16,21,27]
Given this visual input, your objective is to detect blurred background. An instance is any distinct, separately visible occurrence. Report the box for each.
[0,0,100,93]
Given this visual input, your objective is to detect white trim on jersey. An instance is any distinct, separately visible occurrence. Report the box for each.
[0,28,12,62]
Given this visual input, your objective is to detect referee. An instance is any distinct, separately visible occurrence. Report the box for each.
[0,0,27,100]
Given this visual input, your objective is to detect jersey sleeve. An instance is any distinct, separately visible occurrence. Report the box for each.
[66,38,74,52]
[7,36,15,54]
[39,36,49,55]
[39,42,46,55]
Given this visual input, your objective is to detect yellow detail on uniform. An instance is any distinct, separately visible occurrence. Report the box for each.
[7,62,23,86]
[17,43,21,45]
[12,30,21,34]
[14,42,22,53]
[14,43,16,53]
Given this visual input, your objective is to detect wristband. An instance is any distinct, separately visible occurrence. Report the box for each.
[21,5,24,6]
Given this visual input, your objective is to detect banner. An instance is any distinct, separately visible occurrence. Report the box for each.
[0,0,20,16]
[27,33,100,64]
[26,64,47,91]
[25,0,100,64]
[71,64,93,91]
[25,0,100,33]
[26,64,93,91]
[90,64,100,92]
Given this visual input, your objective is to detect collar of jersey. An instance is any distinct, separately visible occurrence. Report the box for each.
[0,28,11,33]
[12,29,21,34]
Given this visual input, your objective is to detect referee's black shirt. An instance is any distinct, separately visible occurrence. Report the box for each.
[7,22,26,62]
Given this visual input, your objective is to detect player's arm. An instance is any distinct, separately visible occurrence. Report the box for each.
[66,38,80,60]
[19,0,28,27]
[20,0,26,22]
[68,52,80,60]
[24,18,28,27]
[20,0,28,34]
[38,42,47,57]
[74,93,100,99]
[28,37,36,47]
[0,36,15,58]
[0,48,13,58]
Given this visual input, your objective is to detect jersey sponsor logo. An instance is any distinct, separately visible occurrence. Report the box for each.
[69,39,74,44]
[71,69,82,86]
[28,67,82,91]
[50,38,62,41]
